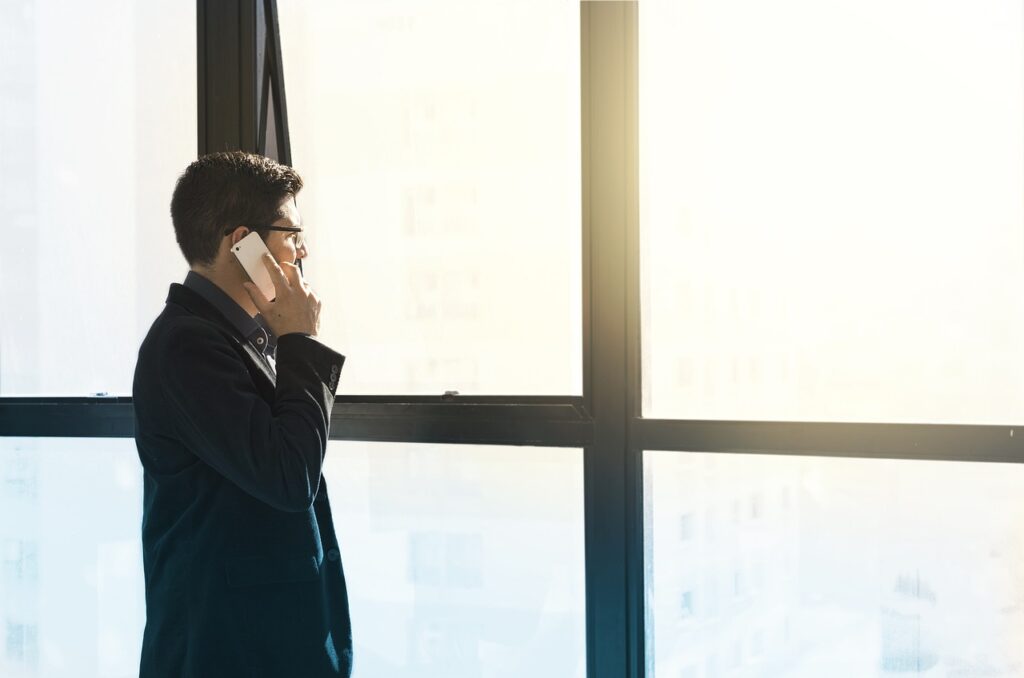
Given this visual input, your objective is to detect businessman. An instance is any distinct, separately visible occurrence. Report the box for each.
[133,151,352,677]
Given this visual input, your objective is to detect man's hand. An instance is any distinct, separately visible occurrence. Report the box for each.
[242,253,322,337]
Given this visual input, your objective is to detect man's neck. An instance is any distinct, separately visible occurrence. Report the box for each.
[190,266,258,318]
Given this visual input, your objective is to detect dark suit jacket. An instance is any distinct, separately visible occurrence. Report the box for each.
[133,282,352,678]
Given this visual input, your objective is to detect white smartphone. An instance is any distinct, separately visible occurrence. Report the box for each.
[231,231,277,301]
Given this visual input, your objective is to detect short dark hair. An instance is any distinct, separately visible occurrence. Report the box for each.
[170,151,303,266]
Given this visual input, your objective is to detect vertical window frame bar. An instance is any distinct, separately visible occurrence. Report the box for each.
[581,3,645,678]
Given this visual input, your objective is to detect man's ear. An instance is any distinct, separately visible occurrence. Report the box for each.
[227,226,248,245]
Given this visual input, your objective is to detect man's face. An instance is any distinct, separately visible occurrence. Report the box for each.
[263,196,307,267]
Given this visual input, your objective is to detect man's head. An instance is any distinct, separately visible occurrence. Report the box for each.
[171,151,307,272]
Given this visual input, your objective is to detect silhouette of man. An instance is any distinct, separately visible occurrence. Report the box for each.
[133,151,352,677]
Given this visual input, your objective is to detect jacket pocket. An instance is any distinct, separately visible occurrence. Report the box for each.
[226,555,329,675]
[224,554,320,588]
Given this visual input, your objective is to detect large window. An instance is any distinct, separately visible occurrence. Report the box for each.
[5,3,1024,678]
[0,0,197,397]
[640,0,1024,424]
[278,0,582,396]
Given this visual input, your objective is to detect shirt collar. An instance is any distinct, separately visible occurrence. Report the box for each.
[183,271,276,356]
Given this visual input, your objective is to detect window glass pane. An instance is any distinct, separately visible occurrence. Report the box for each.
[1,437,586,678]
[644,450,1024,676]
[279,1,582,395]
[0,1,196,396]
[324,442,586,677]
[0,438,144,677]
[640,0,1024,423]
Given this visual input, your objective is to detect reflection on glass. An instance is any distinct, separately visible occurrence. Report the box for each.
[0,1,196,396]
[324,442,586,678]
[279,1,582,395]
[0,438,144,678]
[640,0,1024,423]
[644,450,1024,677]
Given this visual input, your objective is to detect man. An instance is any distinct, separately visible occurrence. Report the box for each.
[133,151,352,677]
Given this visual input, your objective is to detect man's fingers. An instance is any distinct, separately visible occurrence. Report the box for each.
[260,253,291,289]
[242,281,270,312]
[279,261,303,287]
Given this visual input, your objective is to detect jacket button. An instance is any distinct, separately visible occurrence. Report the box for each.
[327,549,340,562]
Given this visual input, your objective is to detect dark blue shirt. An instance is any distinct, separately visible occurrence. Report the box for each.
[183,270,277,362]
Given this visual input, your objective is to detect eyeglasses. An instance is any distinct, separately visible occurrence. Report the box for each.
[224,225,306,250]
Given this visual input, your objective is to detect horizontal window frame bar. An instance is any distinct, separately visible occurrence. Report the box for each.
[0,397,593,447]
[637,418,1024,464]
[328,415,591,447]
[0,399,134,438]
[330,397,592,447]
[0,395,585,407]
[332,396,588,419]
[7,399,1023,462]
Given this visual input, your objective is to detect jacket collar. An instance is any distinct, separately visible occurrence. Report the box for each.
[166,283,246,341]
[186,270,258,330]
[166,283,278,385]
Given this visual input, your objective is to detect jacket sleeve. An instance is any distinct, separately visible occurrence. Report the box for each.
[158,319,344,512]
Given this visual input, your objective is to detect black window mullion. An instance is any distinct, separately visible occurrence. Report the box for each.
[197,0,260,156]
[0,398,134,438]
[263,0,292,166]
[8,397,1022,465]
[0,397,593,448]
[636,418,1024,465]
[582,3,644,678]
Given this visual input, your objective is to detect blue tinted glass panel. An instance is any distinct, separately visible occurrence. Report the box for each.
[645,450,1024,677]
[324,442,586,678]
[0,438,144,678]
[1,438,585,678]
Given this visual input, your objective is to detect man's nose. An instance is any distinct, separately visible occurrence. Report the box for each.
[297,242,309,259]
